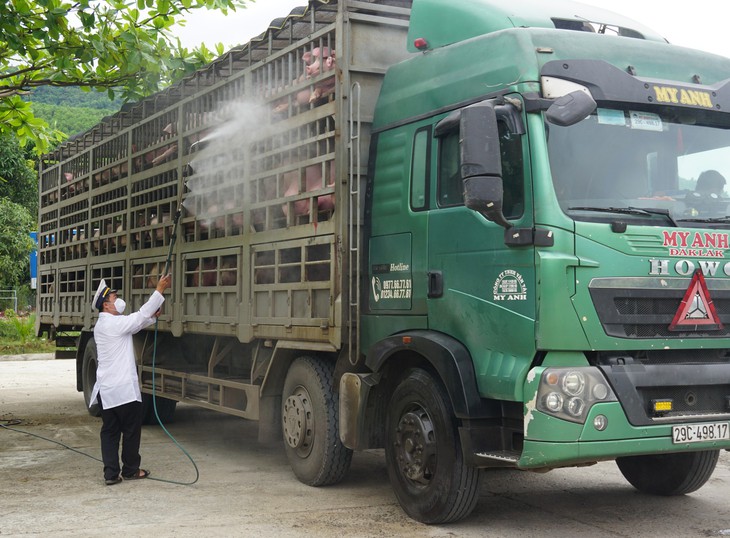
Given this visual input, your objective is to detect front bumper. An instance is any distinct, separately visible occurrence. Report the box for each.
[519,401,730,469]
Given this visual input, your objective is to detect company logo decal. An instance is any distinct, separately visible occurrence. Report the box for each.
[668,270,723,331]
[650,230,730,277]
[493,270,527,301]
[661,231,728,258]
[649,259,730,277]
[652,85,714,109]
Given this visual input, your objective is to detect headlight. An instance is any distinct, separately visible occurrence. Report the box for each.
[562,371,585,396]
[544,392,564,412]
[566,397,585,417]
[535,367,616,424]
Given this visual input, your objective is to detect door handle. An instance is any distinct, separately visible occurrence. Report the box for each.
[427,271,443,298]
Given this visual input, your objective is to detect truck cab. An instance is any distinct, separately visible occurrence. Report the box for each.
[351,0,730,523]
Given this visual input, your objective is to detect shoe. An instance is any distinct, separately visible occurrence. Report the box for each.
[105,476,122,486]
[122,469,150,480]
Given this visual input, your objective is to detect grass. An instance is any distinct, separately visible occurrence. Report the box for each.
[0,338,56,355]
[0,312,57,355]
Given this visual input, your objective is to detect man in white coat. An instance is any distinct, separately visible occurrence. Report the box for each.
[90,274,171,485]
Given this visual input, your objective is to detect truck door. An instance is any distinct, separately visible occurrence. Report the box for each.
[427,111,537,401]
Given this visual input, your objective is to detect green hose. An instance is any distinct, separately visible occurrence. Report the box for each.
[147,204,200,485]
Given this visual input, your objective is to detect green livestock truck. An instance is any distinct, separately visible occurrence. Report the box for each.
[37,0,730,523]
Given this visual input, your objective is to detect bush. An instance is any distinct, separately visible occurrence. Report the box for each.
[0,317,16,338]
[11,313,35,347]
[0,312,35,347]
[16,284,36,312]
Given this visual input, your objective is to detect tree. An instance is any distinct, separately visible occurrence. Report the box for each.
[0,134,38,216]
[0,198,35,290]
[1,0,247,153]
[33,102,118,138]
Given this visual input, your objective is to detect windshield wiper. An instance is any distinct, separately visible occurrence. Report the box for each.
[677,216,730,224]
[568,206,677,226]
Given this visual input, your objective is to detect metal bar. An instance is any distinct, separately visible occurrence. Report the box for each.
[348,81,362,365]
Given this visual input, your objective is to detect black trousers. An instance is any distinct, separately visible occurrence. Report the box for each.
[99,398,143,480]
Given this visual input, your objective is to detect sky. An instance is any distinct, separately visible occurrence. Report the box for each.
[174,0,730,59]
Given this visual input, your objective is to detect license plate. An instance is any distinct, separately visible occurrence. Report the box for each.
[672,422,730,444]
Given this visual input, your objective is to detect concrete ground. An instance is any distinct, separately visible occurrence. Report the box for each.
[2,357,730,537]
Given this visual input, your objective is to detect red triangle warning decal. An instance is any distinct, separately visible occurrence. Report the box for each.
[669,269,723,331]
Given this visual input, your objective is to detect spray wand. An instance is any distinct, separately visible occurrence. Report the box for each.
[148,200,200,485]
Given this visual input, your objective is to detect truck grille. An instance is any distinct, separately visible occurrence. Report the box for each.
[595,353,730,425]
[639,385,730,418]
[589,277,730,339]
[594,349,730,366]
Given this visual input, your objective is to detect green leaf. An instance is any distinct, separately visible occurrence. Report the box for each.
[1,0,249,153]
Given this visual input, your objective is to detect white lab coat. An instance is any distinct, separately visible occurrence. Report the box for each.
[89,291,165,410]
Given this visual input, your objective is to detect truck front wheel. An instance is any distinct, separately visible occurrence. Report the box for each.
[616,450,719,495]
[81,339,101,417]
[281,355,352,486]
[385,368,482,524]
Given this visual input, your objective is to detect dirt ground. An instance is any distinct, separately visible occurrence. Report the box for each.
[2,357,730,537]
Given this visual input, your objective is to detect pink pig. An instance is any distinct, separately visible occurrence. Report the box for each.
[296,47,337,106]
[281,160,336,218]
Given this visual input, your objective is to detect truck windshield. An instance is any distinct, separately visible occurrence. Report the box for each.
[547,107,730,227]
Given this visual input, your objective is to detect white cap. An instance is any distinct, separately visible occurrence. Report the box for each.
[92,279,115,310]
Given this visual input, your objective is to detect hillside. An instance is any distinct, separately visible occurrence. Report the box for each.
[26,86,121,138]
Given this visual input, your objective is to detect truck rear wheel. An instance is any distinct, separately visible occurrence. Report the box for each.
[81,339,101,417]
[385,368,482,524]
[616,450,719,495]
[281,355,352,486]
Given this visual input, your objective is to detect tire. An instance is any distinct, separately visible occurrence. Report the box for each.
[385,368,482,524]
[281,356,353,486]
[141,392,177,425]
[81,339,101,417]
[616,450,719,495]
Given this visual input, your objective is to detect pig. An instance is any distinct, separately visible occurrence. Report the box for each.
[133,212,147,248]
[220,257,237,286]
[201,258,217,287]
[99,169,111,185]
[146,264,160,289]
[186,258,221,286]
[281,160,336,218]
[186,262,199,287]
[132,266,144,289]
[223,199,243,232]
[198,204,224,235]
[296,47,337,106]
[151,212,170,242]
[116,222,126,249]
[183,221,196,241]
[281,168,306,218]
[78,229,88,257]
[70,228,80,257]
[151,143,178,166]
[91,228,100,254]
[272,47,337,114]
[63,172,75,197]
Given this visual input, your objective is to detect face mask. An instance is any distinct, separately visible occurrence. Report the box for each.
[113,298,126,315]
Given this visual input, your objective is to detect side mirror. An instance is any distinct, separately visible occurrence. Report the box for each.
[545,90,597,127]
[460,101,511,228]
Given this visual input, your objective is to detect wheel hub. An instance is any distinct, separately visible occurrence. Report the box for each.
[283,387,314,456]
[394,408,436,485]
